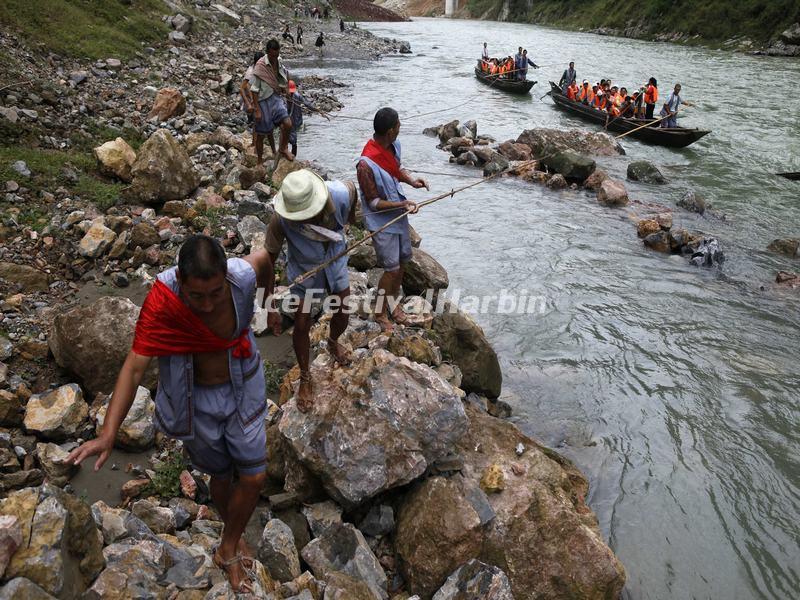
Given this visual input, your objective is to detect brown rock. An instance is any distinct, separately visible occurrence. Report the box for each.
[121,478,150,501]
[179,470,197,499]
[479,463,505,493]
[271,159,312,188]
[767,238,799,258]
[497,141,532,162]
[147,88,186,122]
[23,384,88,441]
[546,174,567,189]
[162,200,189,219]
[403,248,449,299]
[0,262,49,292]
[583,168,608,191]
[655,212,673,230]
[0,514,22,579]
[0,390,24,427]
[643,231,671,253]
[637,219,661,238]
[129,222,161,248]
[597,179,629,207]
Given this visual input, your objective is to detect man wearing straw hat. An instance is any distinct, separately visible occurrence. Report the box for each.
[265,169,357,411]
[357,107,428,333]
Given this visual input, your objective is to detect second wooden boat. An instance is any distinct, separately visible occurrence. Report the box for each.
[474,61,536,95]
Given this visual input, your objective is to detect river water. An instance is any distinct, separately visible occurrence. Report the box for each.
[287,17,800,600]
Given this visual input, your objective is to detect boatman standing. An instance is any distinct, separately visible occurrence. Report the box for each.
[357,107,429,333]
[265,169,357,412]
[660,83,693,128]
[519,49,539,80]
[559,61,577,92]
[67,235,275,594]
[482,42,490,60]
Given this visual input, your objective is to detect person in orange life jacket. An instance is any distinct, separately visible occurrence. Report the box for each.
[566,80,580,101]
[578,80,594,104]
[357,108,429,334]
[593,90,605,110]
[644,77,658,119]
[66,235,276,594]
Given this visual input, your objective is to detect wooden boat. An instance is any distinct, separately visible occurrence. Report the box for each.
[548,82,710,148]
[474,61,536,95]
[777,172,800,180]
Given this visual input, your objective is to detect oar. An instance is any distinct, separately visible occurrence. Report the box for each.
[539,90,552,101]
[614,107,689,140]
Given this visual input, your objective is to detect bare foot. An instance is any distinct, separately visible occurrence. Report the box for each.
[375,313,394,334]
[328,338,352,366]
[237,538,255,568]
[213,546,254,594]
[281,148,295,161]
[297,373,313,413]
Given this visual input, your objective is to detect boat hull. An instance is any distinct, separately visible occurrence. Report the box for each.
[548,82,710,148]
[474,66,535,95]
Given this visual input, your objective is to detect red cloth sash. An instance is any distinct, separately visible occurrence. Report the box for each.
[360,138,402,180]
[132,280,252,358]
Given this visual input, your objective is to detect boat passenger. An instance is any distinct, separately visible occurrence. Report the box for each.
[566,81,579,101]
[644,77,658,119]
[578,80,594,104]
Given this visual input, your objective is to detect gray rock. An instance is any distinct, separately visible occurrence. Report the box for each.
[781,23,800,45]
[677,190,707,214]
[432,300,502,398]
[79,221,117,258]
[398,41,412,54]
[279,349,467,507]
[49,296,158,395]
[627,160,666,184]
[541,150,596,182]
[35,443,78,487]
[11,161,31,178]
[0,107,18,123]
[132,499,176,535]
[517,127,624,157]
[169,30,187,45]
[90,501,130,545]
[258,518,301,582]
[403,247,449,299]
[69,71,89,85]
[0,262,49,292]
[302,501,343,538]
[171,13,192,33]
[643,231,671,253]
[128,129,199,205]
[95,386,156,451]
[432,559,514,600]
[358,505,394,538]
[0,577,56,599]
[23,384,88,441]
[0,337,11,360]
[301,523,388,600]
[237,214,268,249]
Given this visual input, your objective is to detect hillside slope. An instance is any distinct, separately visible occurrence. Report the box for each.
[463,0,800,46]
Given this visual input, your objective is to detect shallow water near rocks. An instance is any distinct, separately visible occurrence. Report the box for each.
[290,17,800,600]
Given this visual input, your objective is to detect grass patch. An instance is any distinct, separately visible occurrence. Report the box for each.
[469,0,800,44]
[264,361,287,394]
[0,145,126,212]
[145,452,188,498]
[0,0,169,60]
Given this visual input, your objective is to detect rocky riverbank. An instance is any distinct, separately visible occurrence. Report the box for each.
[0,1,627,598]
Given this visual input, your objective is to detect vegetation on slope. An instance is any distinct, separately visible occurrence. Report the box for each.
[465,0,800,44]
[0,0,168,59]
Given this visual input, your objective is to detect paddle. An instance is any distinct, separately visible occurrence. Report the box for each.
[614,108,688,139]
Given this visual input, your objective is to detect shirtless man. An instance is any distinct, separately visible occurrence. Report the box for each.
[67,235,273,594]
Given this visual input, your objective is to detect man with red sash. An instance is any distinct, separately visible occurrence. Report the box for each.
[357,107,428,333]
[67,235,274,594]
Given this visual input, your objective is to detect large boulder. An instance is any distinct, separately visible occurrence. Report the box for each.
[258,518,301,582]
[403,248,449,298]
[23,384,88,441]
[93,138,136,182]
[626,160,665,184]
[279,349,467,507]
[541,151,596,182]
[0,578,56,599]
[127,129,199,205]
[95,386,156,451]
[271,159,312,188]
[457,404,626,599]
[0,484,105,598]
[147,88,186,122]
[395,475,495,598]
[516,128,624,157]
[597,179,629,207]
[78,221,117,258]
[300,523,387,600]
[496,141,532,162]
[438,120,461,145]
[431,301,502,398]
[49,296,158,396]
[432,560,514,600]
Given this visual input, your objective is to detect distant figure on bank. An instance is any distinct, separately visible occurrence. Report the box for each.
[266,169,357,411]
[340,17,345,32]
[357,107,429,333]
[315,31,325,57]
[518,49,538,80]
[286,79,329,157]
[250,39,294,164]
[482,42,489,60]
[296,24,303,46]
[239,51,264,147]
[644,77,658,119]
[282,24,294,44]
[660,83,693,127]
[559,61,576,91]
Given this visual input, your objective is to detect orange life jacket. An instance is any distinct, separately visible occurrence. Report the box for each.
[579,86,594,103]
[567,84,579,101]
[594,95,606,110]
[610,103,620,117]
[644,84,658,105]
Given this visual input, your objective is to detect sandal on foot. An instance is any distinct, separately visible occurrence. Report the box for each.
[213,550,255,594]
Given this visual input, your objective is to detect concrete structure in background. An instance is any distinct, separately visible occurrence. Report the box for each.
[445,0,458,17]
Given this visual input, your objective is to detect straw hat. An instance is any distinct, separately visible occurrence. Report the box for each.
[274,169,329,221]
